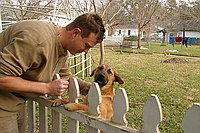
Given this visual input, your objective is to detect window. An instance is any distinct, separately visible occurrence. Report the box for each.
[119,30,121,34]
[128,30,131,35]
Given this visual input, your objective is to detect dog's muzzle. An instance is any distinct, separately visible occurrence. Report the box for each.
[94,73,108,87]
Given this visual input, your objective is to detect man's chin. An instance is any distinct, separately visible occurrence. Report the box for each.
[69,51,76,55]
[69,51,81,55]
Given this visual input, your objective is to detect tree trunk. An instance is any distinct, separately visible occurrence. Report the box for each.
[137,27,141,49]
[99,42,104,65]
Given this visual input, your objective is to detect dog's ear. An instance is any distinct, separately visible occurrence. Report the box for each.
[114,70,124,84]
[90,68,96,77]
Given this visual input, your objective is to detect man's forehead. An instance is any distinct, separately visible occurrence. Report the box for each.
[87,33,98,44]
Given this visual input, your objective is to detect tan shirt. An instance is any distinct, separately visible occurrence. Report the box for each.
[0,20,90,117]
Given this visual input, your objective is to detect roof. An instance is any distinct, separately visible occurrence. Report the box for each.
[115,23,137,29]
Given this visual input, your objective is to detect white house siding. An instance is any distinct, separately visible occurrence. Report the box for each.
[176,31,200,38]
[184,31,200,38]
[114,28,143,38]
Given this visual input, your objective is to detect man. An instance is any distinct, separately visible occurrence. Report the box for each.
[0,12,105,133]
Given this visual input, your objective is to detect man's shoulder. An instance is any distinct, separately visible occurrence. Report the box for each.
[14,20,60,43]
[16,20,58,31]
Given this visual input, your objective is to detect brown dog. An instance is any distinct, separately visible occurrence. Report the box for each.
[64,64,124,120]
[52,64,124,127]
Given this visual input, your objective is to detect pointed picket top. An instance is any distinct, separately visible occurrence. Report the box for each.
[112,88,129,126]
[68,77,80,103]
[142,94,162,133]
[88,82,102,116]
[182,103,200,133]
[68,77,80,133]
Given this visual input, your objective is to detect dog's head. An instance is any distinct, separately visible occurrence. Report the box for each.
[90,64,124,88]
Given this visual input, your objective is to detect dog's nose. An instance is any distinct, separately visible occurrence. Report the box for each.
[95,73,108,87]
[97,73,105,80]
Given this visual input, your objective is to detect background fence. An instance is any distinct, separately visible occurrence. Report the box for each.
[68,51,92,79]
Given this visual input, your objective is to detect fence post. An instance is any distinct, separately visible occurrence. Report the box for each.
[81,52,85,79]
[39,104,48,133]
[67,77,80,133]
[182,103,200,133]
[74,56,77,74]
[52,74,62,133]
[27,100,36,133]
[52,110,62,133]
[89,49,92,75]
[142,94,162,133]
[86,82,101,133]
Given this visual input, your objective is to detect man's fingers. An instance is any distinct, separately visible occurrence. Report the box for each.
[60,79,69,85]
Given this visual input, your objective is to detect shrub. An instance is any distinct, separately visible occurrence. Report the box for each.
[124,35,138,41]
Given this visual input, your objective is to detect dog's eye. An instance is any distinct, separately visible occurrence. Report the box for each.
[107,69,112,74]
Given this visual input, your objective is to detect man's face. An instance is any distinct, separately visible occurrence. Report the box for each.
[66,32,98,55]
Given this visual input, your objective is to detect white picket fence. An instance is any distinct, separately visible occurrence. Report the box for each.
[27,76,200,133]
[27,77,136,133]
[26,51,200,133]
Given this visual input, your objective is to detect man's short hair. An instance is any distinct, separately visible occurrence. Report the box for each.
[66,12,105,43]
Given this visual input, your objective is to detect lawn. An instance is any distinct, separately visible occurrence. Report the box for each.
[117,41,200,57]
[85,43,200,133]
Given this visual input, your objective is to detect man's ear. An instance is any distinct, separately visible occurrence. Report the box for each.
[72,28,81,38]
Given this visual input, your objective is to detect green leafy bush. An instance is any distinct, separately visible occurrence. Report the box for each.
[124,35,138,41]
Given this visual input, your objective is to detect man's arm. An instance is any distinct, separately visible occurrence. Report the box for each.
[0,76,69,96]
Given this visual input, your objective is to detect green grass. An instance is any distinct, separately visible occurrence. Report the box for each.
[84,43,200,133]
[117,42,200,57]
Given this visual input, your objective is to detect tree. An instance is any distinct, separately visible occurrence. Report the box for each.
[1,0,128,65]
[0,0,56,21]
[90,0,128,65]
[123,0,161,49]
[178,1,200,32]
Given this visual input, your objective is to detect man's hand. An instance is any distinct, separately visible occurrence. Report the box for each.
[45,77,69,96]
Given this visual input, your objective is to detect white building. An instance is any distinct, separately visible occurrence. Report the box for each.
[114,23,143,38]
[175,30,200,38]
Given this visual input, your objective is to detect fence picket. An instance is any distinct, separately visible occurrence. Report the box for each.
[182,103,200,133]
[88,82,102,115]
[86,82,101,133]
[112,88,129,126]
[142,94,162,133]
[68,77,80,102]
[27,100,36,133]
[67,77,80,133]
[39,104,48,133]
[52,110,62,133]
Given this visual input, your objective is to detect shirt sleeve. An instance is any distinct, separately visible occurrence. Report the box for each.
[0,36,37,78]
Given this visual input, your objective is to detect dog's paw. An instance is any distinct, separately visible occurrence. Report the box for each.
[51,99,69,107]
[64,103,78,111]
[51,99,63,107]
